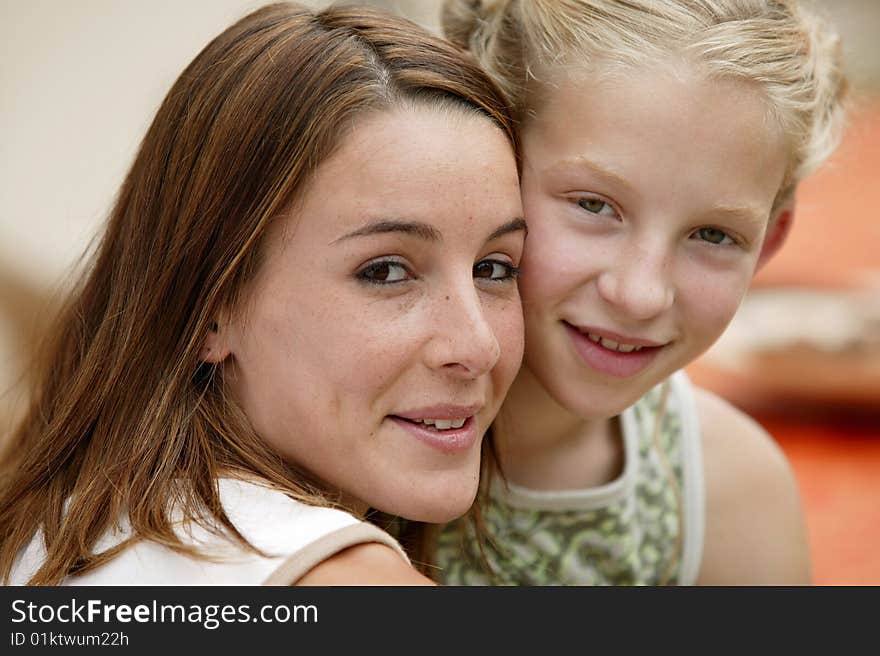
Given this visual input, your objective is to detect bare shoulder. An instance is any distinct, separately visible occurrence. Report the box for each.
[295,542,436,586]
[693,387,810,585]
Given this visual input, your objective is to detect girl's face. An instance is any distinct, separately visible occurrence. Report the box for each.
[219,106,524,523]
[516,61,788,418]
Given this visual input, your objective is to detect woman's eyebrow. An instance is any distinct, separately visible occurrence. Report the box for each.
[487,217,527,241]
[332,220,442,244]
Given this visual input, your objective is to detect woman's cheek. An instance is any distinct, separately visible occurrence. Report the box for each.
[314,300,413,394]
[492,296,526,386]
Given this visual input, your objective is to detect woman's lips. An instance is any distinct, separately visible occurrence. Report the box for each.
[388,414,480,454]
[563,321,664,378]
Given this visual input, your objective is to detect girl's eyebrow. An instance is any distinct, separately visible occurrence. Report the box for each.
[332,220,442,244]
[546,156,635,195]
[707,204,768,226]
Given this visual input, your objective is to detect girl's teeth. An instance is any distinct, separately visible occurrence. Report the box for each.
[599,336,620,350]
[586,332,643,353]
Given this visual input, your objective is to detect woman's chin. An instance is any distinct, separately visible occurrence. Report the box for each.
[379,487,478,524]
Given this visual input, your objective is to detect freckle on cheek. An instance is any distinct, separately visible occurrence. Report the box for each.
[330,392,342,417]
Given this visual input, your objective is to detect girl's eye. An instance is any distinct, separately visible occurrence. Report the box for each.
[357,260,412,284]
[693,227,734,245]
[577,197,617,217]
[473,259,519,281]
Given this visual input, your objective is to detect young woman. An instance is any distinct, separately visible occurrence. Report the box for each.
[0,2,526,586]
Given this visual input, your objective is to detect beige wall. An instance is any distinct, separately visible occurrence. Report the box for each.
[0,1,440,288]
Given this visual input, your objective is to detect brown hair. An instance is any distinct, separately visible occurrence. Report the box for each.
[0,2,516,585]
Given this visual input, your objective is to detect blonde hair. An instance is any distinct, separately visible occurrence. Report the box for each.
[443,0,847,199]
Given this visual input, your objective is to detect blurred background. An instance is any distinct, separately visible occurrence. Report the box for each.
[2,0,877,583]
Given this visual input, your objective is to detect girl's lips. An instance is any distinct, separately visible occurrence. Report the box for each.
[388,415,480,455]
[563,321,664,378]
[564,322,665,348]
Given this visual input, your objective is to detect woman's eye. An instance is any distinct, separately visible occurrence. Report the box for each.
[693,227,734,245]
[357,260,412,284]
[473,259,519,281]
[577,197,617,217]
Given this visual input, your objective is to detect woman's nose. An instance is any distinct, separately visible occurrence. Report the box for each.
[423,283,501,378]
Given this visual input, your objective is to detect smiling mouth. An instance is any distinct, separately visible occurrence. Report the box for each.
[388,414,480,454]
[390,416,469,431]
[562,321,668,378]
[563,321,666,353]
[582,332,647,353]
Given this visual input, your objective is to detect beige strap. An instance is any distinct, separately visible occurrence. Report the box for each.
[261,523,409,586]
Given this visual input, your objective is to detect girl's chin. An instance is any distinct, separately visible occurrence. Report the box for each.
[544,362,676,418]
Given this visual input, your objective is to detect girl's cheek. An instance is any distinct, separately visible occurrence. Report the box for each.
[520,230,595,304]
[680,274,750,342]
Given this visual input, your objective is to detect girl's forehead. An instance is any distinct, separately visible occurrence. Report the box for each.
[519,59,789,216]
[532,52,711,99]
[526,54,784,143]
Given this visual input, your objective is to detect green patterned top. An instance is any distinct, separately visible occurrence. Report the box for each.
[434,371,704,586]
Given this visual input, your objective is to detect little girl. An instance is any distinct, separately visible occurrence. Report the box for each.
[0,3,526,585]
[435,0,847,585]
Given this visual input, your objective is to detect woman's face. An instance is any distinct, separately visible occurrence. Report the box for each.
[217,106,525,522]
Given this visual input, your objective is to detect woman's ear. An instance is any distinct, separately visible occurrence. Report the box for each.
[200,316,232,363]
[756,196,795,271]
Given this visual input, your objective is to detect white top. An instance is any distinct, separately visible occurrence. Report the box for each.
[10,478,408,585]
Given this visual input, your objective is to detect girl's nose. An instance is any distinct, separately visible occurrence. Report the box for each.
[596,247,675,321]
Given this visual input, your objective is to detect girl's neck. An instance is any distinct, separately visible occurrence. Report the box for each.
[492,365,624,490]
